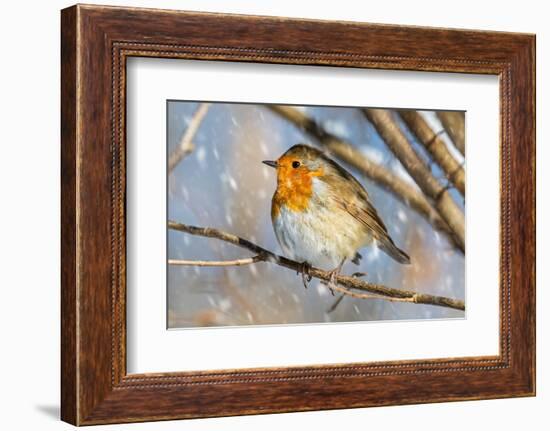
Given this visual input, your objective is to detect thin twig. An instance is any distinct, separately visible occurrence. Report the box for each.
[324,282,441,305]
[399,110,465,196]
[168,103,211,173]
[437,111,465,156]
[363,109,465,250]
[168,256,262,267]
[326,295,345,313]
[168,220,465,311]
[266,105,462,252]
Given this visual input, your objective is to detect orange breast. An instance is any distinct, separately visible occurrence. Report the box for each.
[271,163,323,220]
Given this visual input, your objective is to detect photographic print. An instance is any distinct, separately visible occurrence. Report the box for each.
[167,102,465,328]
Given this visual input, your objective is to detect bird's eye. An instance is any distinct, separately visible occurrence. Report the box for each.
[292,161,301,168]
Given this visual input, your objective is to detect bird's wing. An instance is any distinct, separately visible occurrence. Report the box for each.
[336,193,390,241]
[322,167,390,241]
[318,155,411,264]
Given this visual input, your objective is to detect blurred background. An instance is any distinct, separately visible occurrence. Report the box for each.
[167,101,465,328]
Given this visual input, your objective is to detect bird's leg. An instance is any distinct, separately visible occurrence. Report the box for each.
[297,261,313,289]
[326,267,369,313]
[326,259,346,296]
[326,271,368,313]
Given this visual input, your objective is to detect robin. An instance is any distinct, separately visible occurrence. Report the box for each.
[263,144,410,289]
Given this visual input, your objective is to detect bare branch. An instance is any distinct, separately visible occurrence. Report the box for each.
[168,220,465,312]
[168,256,262,267]
[168,103,211,173]
[437,111,465,156]
[363,109,465,250]
[399,110,465,196]
[266,105,461,251]
[326,294,345,313]
[324,282,447,305]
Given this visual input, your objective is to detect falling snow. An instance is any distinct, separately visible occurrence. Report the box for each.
[323,119,352,139]
[196,146,207,165]
[392,161,418,186]
[259,140,269,155]
[366,246,380,263]
[258,189,267,200]
[218,298,231,312]
[248,264,258,277]
[397,209,408,223]
[362,146,386,165]
[315,282,332,297]
[228,177,238,191]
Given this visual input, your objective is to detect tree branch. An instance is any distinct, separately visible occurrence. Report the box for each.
[363,109,465,250]
[168,103,211,173]
[399,110,465,196]
[266,105,462,252]
[168,220,465,311]
[323,282,448,305]
[437,111,465,156]
[168,256,262,267]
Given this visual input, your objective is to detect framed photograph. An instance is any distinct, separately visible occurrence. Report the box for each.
[61,4,535,425]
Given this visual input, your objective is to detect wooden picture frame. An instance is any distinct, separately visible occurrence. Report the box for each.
[61,4,535,425]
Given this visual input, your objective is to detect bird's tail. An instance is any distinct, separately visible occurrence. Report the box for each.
[378,237,411,265]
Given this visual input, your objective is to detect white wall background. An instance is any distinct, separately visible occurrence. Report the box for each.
[0,0,546,429]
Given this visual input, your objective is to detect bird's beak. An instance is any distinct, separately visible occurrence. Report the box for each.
[262,160,277,168]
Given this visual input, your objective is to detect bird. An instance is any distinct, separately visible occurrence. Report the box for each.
[262,143,410,289]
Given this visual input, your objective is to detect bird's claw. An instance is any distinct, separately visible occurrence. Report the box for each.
[298,261,313,289]
[327,269,368,311]
[326,259,347,296]
[326,268,340,296]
